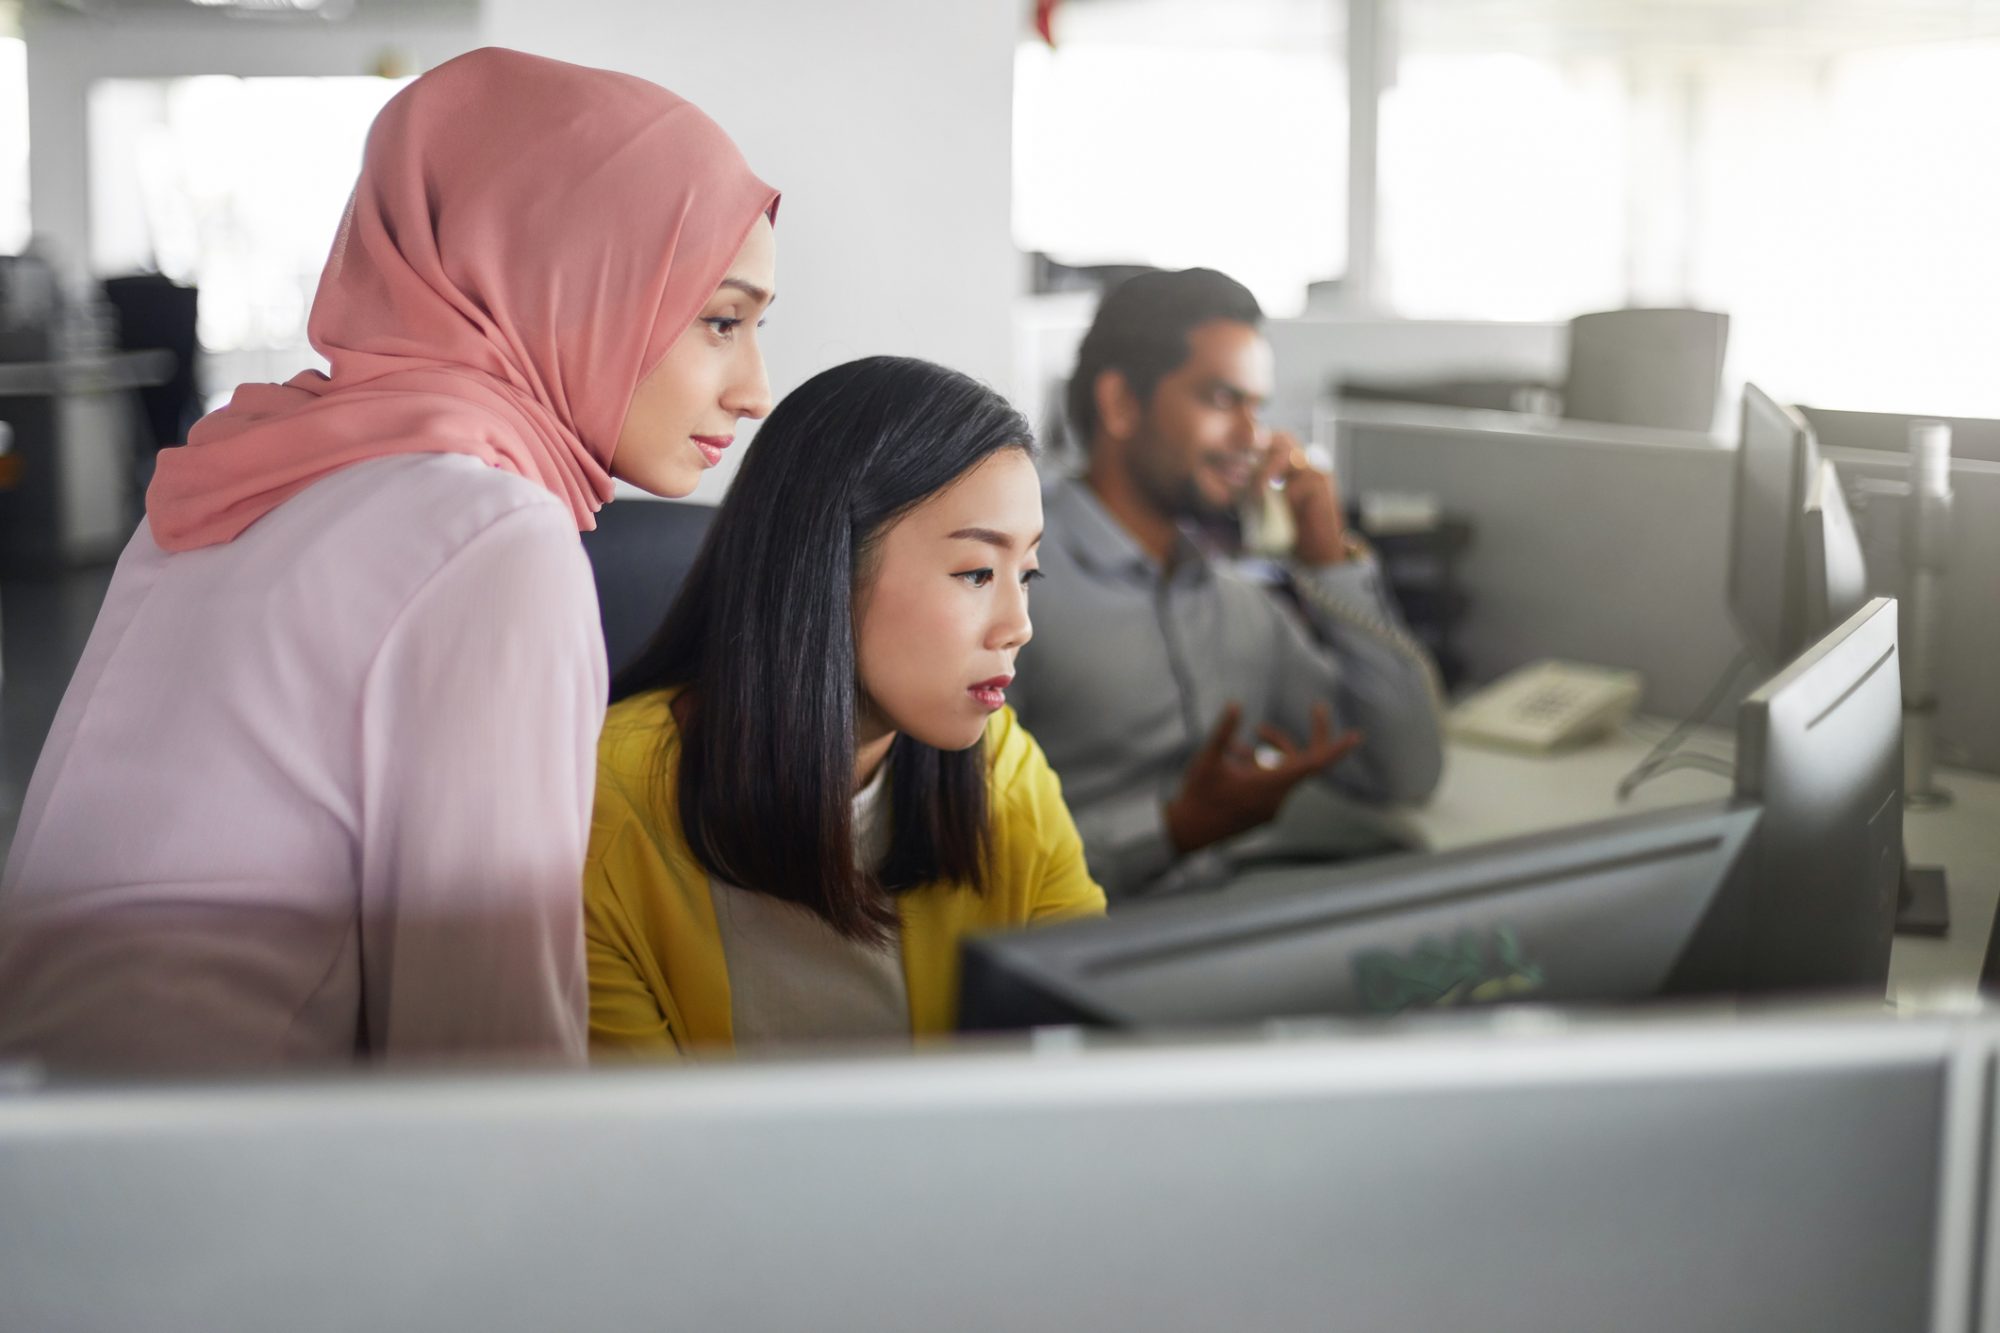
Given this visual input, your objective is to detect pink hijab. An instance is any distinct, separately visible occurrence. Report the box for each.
[146,47,779,552]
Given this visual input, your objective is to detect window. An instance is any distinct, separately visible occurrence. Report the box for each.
[1013,0,1346,316]
[1380,2,2000,417]
[1690,41,2000,416]
[0,37,27,254]
[1379,49,1628,321]
[88,74,410,358]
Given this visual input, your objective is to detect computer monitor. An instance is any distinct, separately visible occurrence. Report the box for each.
[1728,383,1869,668]
[1801,456,1870,640]
[960,598,1906,1032]
[1,1007,1989,1333]
[1732,596,1903,994]
[959,801,1761,1030]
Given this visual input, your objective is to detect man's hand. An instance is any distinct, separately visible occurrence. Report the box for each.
[1163,702,1364,855]
[1254,430,1351,567]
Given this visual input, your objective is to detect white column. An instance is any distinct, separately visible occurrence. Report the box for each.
[1344,0,1392,311]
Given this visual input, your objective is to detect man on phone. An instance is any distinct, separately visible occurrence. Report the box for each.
[1010,267,1443,899]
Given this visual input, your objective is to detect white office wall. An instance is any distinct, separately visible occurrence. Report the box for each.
[484,0,1022,502]
[23,5,480,291]
[1,37,28,255]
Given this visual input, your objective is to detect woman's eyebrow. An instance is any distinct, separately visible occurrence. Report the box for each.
[718,278,775,308]
[947,527,1044,551]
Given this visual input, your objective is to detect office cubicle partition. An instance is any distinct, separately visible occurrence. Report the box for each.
[1800,407,2000,467]
[1335,403,1742,719]
[1,1005,1995,1332]
[1823,445,2000,779]
[1336,404,2000,775]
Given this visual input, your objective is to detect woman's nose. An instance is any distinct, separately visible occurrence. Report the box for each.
[726,344,773,421]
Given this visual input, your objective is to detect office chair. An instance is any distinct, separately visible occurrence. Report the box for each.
[102,274,201,454]
[1562,307,1729,433]
[577,498,716,679]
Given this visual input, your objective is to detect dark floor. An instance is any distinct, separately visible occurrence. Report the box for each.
[1,567,115,868]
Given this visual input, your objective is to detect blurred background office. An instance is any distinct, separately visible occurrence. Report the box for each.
[4,0,2000,850]
[10,13,2000,1325]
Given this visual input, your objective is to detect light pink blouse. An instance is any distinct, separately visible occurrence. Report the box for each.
[0,453,606,1072]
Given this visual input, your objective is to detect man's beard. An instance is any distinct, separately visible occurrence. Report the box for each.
[1128,441,1230,523]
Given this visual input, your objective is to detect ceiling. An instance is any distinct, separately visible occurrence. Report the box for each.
[29,0,2000,53]
[32,0,474,19]
[1402,0,2000,56]
[1051,0,2000,55]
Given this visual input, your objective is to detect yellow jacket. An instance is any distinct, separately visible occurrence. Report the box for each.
[584,690,1107,1055]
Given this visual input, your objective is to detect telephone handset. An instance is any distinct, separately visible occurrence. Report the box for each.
[1239,438,1336,558]
[1239,486,1297,559]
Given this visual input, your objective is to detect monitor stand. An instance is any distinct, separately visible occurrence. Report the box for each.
[1981,887,2000,991]
[1895,861,1950,937]
[1897,783,1954,938]
[1623,651,1951,939]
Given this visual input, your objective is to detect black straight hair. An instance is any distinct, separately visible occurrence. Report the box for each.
[613,355,1037,945]
[1064,267,1264,450]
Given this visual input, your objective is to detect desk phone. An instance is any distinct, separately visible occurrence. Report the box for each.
[1449,661,1645,752]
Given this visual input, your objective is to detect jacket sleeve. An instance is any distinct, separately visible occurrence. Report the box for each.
[356,501,605,1065]
[582,816,682,1058]
[1266,556,1446,806]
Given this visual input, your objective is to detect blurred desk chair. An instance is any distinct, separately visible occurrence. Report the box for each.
[578,498,715,680]
[102,274,200,502]
[1562,307,1729,433]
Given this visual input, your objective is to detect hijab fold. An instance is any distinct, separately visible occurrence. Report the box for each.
[147,47,779,552]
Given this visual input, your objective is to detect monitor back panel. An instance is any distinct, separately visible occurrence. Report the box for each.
[1729,384,1815,667]
[965,803,1759,1028]
[0,1015,1979,1333]
[1803,457,1871,644]
[1736,599,1903,993]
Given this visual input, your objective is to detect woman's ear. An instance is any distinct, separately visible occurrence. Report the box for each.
[1093,369,1142,444]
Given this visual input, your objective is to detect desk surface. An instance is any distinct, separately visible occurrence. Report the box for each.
[0,349,174,397]
[1402,722,2000,1002]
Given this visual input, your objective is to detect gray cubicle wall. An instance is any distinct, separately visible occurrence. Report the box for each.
[1802,406,2000,466]
[1337,403,2000,775]
[1262,318,1567,436]
[1825,447,2000,779]
[1019,315,1565,472]
[1,1007,1994,1333]
[1336,404,1742,718]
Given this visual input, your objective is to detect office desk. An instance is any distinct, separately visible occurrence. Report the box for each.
[1398,722,2000,1001]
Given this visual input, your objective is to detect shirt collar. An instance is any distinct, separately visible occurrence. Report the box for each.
[1047,474,1212,586]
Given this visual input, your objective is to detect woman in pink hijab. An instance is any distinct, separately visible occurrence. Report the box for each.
[0,48,778,1072]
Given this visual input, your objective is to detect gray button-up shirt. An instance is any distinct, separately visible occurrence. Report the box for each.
[1012,476,1444,899]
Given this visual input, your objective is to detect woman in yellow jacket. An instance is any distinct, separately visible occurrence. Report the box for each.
[585,356,1105,1055]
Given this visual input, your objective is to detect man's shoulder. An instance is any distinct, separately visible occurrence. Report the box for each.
[1035,475,1089,537]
